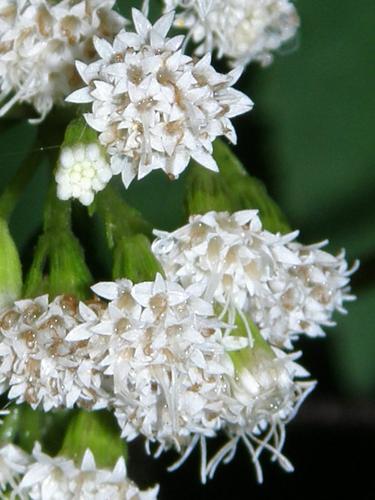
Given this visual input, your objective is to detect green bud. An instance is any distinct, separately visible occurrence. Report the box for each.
[60,410,126,469]
[0,218,22,308]
[62,117,99,148]
[113,234,164,283]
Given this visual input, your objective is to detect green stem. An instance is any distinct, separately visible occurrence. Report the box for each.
[43,182,71,234]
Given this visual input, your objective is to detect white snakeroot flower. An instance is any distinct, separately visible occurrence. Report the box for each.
[0,294,110,411]
[0,0,125,121]
[89,274,246,463]
[56,143,112,205]
[209,346,315,483]
[66,9,252,187]
[152,210,357,347]
[164,0,299,67]
[18,443,159,499]
[254,240,358,344]
[0,443,31,496]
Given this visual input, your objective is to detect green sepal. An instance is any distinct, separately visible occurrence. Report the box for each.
[185,140,290,234]
[48,230,92,299]
[24,187,92,300]
[213,140,291,233]
[0,218,22,308]
[62,117,99,148]
[229,312,274,372]
[185,161,237,215]
[0,407,21,445]
[60,410,127,470]
[95,185,152,248]
[113,234,164,283]
[16,405,44,453]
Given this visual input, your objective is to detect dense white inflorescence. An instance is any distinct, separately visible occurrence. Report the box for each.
[208,345,315,483]
[56,143,112,205]
[0,294,110,411]
[0,272,317,482]
[164,0,299,67]
[0,0,125,121]
[0,443,30,496]
[86,274,247,454]
[66,9,252,187]
[0,443,158,499]
[152,210,357,348]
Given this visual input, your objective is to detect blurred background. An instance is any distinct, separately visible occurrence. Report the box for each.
[0,0,374,498]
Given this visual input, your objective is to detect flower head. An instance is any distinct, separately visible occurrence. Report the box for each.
[0,0,125,121]
[165,0,300,67]
[0,294,109,411]
[152,210,357,347]
[18,443,159,499]
[56,143,112,205]
[207,343,315,483]
[88,274,246,456]
[67,9,252,187]
[0,444,31,495]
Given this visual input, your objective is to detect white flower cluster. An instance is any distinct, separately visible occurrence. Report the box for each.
[69,274,312,481]
[152,210,357,348]
[0,443,29,496]
[67,9,252,187]
[86,274,247,453]
[0,294,110,411]
[0,442,158,499]
[164,0,300,67]
[0,0,125,121]
[56,143,112,205]
[214,346,314,483]
[0,271,314,482]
